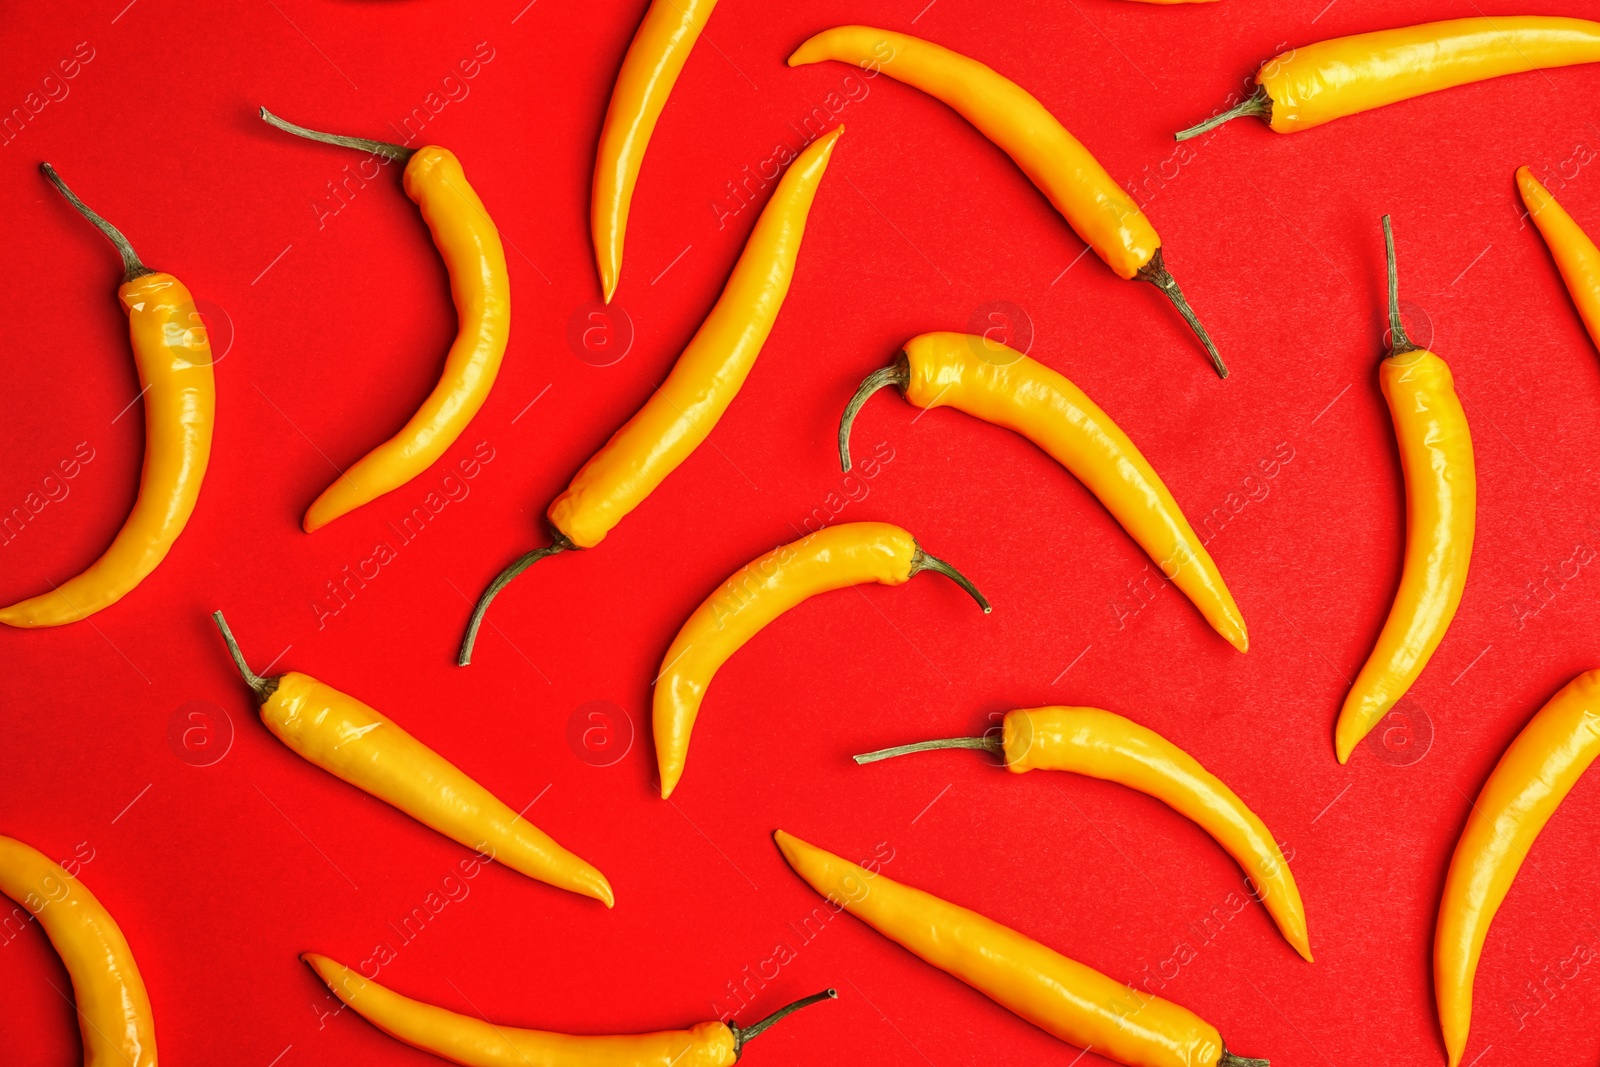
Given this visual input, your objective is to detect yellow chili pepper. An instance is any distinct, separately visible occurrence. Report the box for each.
[1434,669,1600,1067]
[459,127,843,665]
[656,521,988,798]
[303,952,834,1065]
[259,108,510,533]
[593,0,718,302]
[0,165,214,628]
[1517,166,1600,355]
[856,705,1309,960]
[210,612,612,906]
[0,834,157,1066]
[1178,17,1600,139]
[790,26,1225,377]
[1335,219,1474,764]
[840,331,1247,651]
[776,830,1268,1067]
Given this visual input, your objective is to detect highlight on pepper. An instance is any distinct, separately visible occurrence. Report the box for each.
[0,834,158,1066]
[0,164,214,629]
[593,0,719,302]
[776,829,1270,1067]
[839,332,1247,651]
[1177,17,1600,140]
[655,521,989,799]
[857,705,1310,959]
[1334,218,1474,764]
[304,951,836,1065]
[210,610,614,906]
[258,107,511,533]
[790,26,1226,376]
[1435,669,1600,1067]
[457,125,844,666]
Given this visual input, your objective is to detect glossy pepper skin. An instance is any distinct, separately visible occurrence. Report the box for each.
[1180,18,1600,138]
[790,26,1224,376]
[1336,220,1474,764]
[303,145,510,531]
[859,706,1307,959]
[458,128,842,665]
[1434,670,1600,1067]
[212,613,612,906]
[655,522,989,799]
[0,835,157,1066]
[776,831,1267,1067]
[306,954,733,1066]
[1517,167,1600,354]
[841,332,1246,650]
[593,0,718,302]
[555,127,840,549]
[303,953,834,1066]
[1,169,214,628]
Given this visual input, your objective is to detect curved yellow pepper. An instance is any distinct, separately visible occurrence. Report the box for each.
[459,127,843,664]
[303,952,834,1066]
[856,705,1308,960]
[656,521,988,798]
[258,109,510,533]
[840,332,1247,651]
[1336,219,1474,764]
[211,612,612,906]
[790,26,1224,376]
[1,166,213,629]
[1434,669,1600,1067]
[1180,17,1600,138]
[776,830,1268,1067]
[593,0,718,302]
[1518,166,1600,355]
[0,834,157,1066]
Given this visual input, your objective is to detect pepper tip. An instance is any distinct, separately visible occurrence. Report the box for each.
[1515,166,1546,210]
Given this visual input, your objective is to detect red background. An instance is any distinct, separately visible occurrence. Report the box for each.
[4,1,1600,1064]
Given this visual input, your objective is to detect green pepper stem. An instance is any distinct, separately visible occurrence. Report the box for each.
[730,988,837,1056]
[910,548,991,614]
[1219,1050,1270,1067]
[1137,249,1227,378]
[259,106,413,161]
[1381,215,1419,356]
[40,163,153,283]
[854,735,1000,764]
[838,354,910,471]
[1174,87,1272,142]
[211,610,278,703]
[458,536,573,666]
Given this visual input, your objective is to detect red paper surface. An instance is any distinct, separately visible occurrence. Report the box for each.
[4,1,1600,1064]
